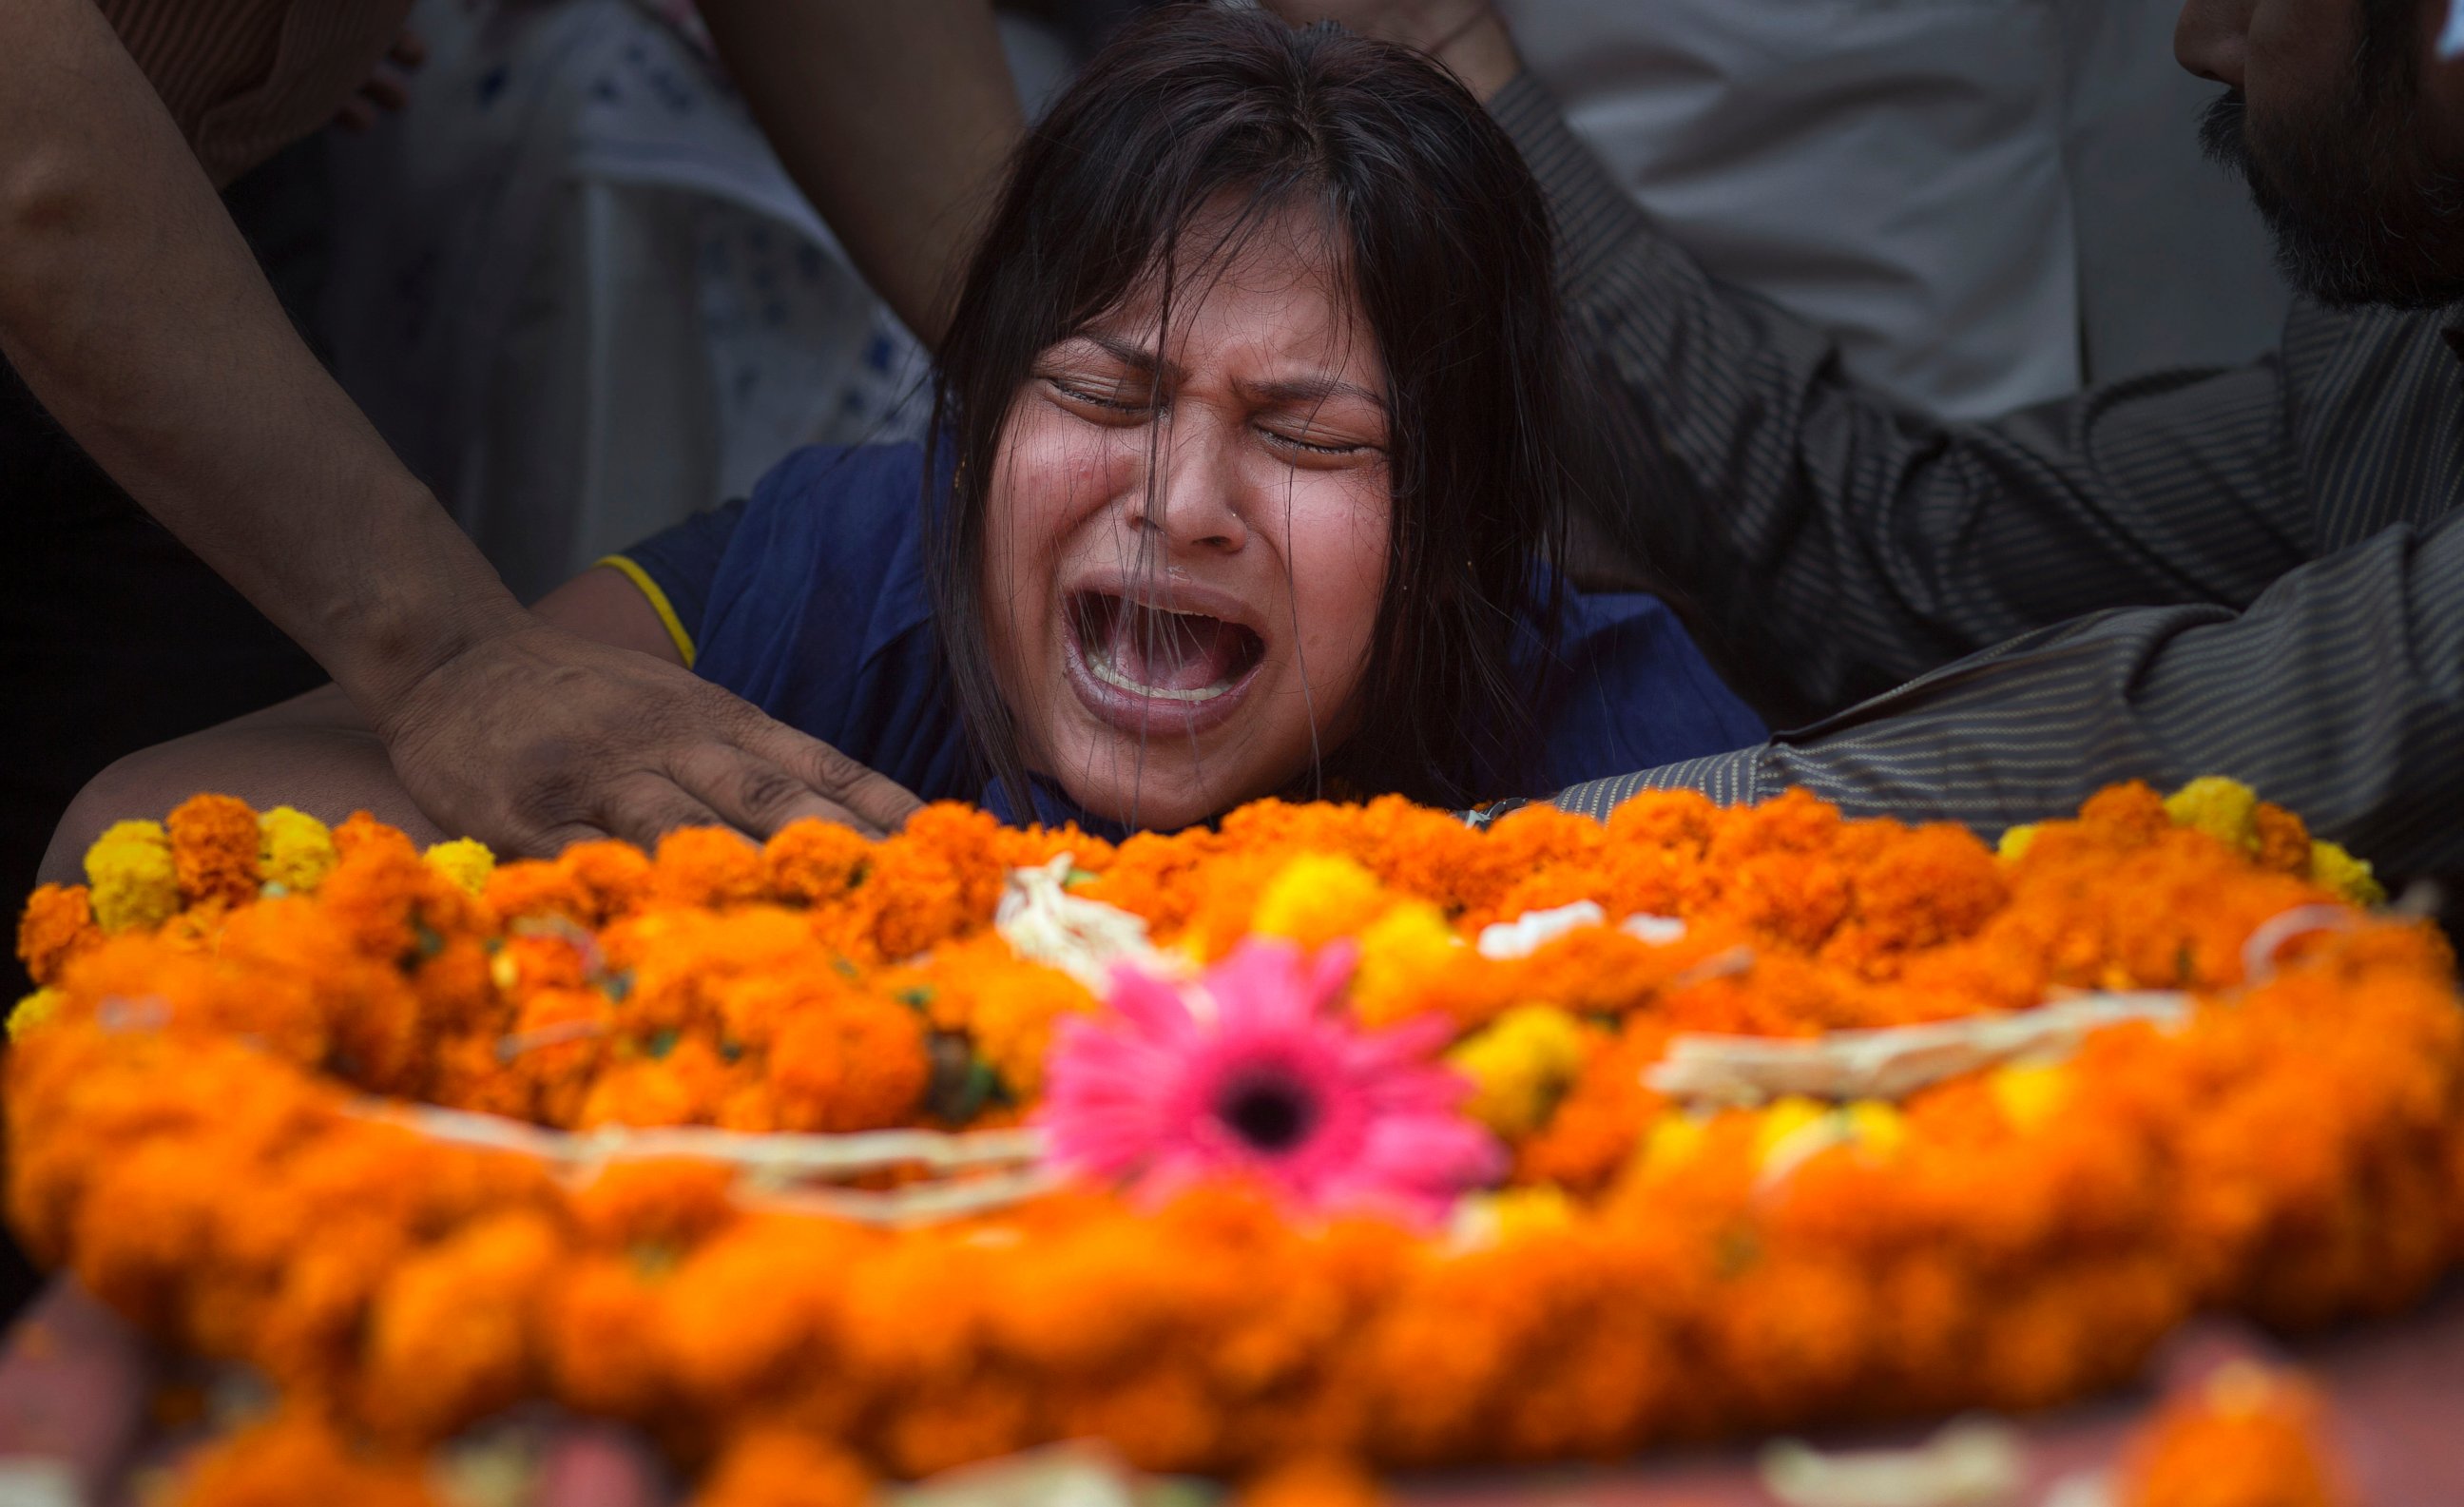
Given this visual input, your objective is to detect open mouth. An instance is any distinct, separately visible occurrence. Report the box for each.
[1066,589,1266,715]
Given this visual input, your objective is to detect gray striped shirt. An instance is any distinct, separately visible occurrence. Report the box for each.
[1490,75,2464,885]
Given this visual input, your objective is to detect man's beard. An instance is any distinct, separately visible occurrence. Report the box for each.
[2199,12,2464,310]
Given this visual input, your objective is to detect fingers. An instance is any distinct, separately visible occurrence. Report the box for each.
[736,723,927,836]
[663,743,905,841]
[0,1280,154,1500]
[580,775,741,854]
[380,625,925,860]
[334,30,421,132]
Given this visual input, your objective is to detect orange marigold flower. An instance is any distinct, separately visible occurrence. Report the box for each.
[2077,781,2174,846]
[2252,802,2313,875]
[177,1409,437,1507]
[652,827,770,911]
[542,1253,677,1420]
[855,803,1011,960]
[696,1425,872,1507]
[1241,1455,1385,1507]
[2118,1362,2354,1507]
[332,811,417,862]
[358,1208,565,1441]
[15,883,97,986]
[577,1040,734,1130]
[569,1158,741,1249]
[767,995,930,1133]
[657,1216,869,1404]
[167,793,263,909]
[762,820,876,907]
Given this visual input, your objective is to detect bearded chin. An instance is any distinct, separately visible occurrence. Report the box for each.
[2200,86,2464,312]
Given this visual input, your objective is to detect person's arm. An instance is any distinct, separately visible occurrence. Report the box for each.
[1549,508,2464,884]
[0,0,918,854]
[696,1,1023,350]
[1490,69,2315,725]
[1264,4,2315,728]
[36,564,890,885]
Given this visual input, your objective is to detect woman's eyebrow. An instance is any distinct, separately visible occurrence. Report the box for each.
[1072,333,1385,412]
[1075,333,1182,383]
[1240,374,1389,413]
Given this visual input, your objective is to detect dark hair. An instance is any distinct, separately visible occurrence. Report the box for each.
[927,5,1570,818]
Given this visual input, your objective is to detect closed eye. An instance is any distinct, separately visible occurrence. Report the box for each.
[1258,424,1379,460]
[1046,376,1153,417]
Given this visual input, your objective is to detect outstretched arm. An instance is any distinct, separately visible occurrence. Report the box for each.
[697,0,1024,350]
[0,0,919,856]
[40,565,919,885]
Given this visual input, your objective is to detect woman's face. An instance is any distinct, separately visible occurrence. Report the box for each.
[982,203,1392,830]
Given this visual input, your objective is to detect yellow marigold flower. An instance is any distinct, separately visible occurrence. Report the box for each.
[1448,1186,1576,1248]
[1844,1099,1906,1159]
[424,839,497,896]
[1446,1005,1588,1138]
[2306,840,2386,908]
[2164,776,2262,855]
[1489,1184,1573,1240]
[1991,1062,2069,1132]
[1252,853,1388,952]
[1349,900,1459,1027]
[1753,1095,1832,1164]
[1995,824,2038,862]
[1636,1111,1709,1177]
[8,988,61,1042]
[256,806,337,893]
[85,819,179,933]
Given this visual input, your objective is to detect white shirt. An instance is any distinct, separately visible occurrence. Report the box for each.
[1505,0,2290,416]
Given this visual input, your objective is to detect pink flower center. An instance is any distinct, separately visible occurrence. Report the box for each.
[1214,1069,1319,1154]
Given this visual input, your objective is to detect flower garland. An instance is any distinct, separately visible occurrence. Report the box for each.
[7,782,2458,1506]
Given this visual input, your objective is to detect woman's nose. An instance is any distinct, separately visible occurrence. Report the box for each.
[1126,419,1250,553]
[2174,0,2252,89]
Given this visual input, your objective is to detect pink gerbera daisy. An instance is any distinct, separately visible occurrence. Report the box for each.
[1037,938,1506,1225]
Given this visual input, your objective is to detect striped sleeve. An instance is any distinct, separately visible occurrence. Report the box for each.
[1550,513,2464,881]
[1490,73,2311,729]
[1492,72,2464,883]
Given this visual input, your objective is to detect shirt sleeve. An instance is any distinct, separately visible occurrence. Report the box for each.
[1489,73,2314,730]
[598,497,748,668]
[1550,511,2464,884]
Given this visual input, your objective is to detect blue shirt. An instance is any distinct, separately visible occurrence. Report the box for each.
[611,444,1764,830]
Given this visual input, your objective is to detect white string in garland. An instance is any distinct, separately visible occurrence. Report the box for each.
[1646,992,2193,1108]
[349,1102,1059,1225]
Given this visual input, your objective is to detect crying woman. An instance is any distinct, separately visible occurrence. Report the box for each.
[52,10,1762,848]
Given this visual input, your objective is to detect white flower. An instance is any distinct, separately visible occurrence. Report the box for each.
[1476,900,1606,959]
